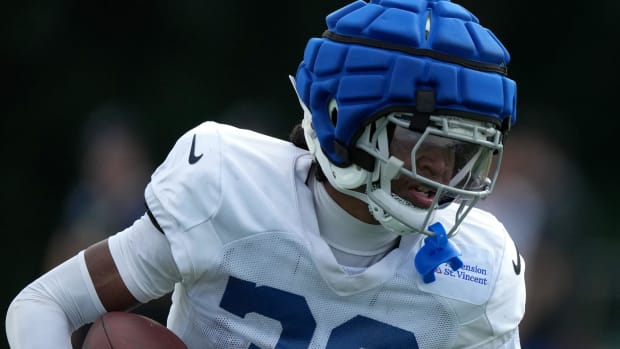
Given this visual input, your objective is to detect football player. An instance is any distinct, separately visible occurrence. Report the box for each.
[7,0,525,348]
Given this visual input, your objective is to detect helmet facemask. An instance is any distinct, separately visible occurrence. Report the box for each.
[357,111,504,237]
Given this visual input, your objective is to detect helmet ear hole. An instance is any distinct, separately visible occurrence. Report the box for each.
[328,99,338,126]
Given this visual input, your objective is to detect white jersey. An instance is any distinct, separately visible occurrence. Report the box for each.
[144,121,525,349]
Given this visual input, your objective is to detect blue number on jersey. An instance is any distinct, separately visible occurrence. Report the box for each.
[220,276,316,348]
[220,276,419,348]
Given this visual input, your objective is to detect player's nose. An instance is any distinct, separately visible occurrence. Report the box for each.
[414,149,453,184]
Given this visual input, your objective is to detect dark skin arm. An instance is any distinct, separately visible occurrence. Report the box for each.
[84,239,139,311]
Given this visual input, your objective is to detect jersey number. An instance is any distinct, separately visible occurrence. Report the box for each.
[220,276,419,349]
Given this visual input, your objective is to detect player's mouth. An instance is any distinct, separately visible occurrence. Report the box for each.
[406,184,436,209]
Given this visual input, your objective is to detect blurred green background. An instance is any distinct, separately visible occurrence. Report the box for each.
[2,0,618,348]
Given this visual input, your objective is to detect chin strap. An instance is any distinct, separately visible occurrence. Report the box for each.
[414,222,463,283]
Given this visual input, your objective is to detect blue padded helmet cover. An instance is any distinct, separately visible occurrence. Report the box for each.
[295,0,517,166]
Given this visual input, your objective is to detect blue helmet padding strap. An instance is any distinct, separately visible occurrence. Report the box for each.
[415,90,436,113]
[408,113,431,133]
[410,90,434,132]
[323,30,508,75]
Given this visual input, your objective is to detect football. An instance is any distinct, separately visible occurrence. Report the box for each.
[82,312,187,349]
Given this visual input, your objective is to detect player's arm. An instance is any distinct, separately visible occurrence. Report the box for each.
[6,214,180,349]
[6,249,106,348]
[83,239,140,311]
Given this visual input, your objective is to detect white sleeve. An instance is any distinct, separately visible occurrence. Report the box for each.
[5,252,105,349]
[107,213,181,302]
[144,121,224,283]
[5,214,181,349]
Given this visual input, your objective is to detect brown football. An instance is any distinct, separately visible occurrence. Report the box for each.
[82,312,187,349]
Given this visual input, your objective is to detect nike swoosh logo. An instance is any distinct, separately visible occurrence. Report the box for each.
[188,134,203,164]
[512,241,522,275]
